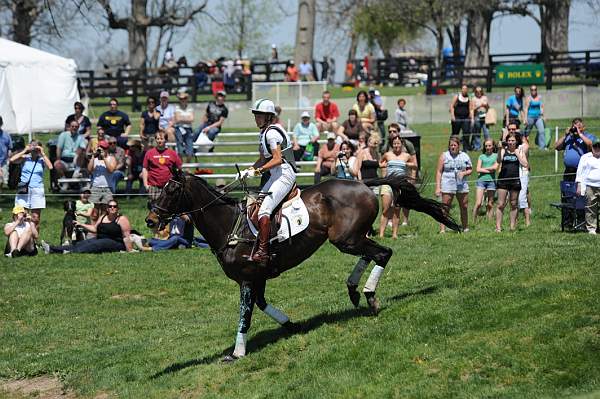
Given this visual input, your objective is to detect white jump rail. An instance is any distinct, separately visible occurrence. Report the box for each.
[182,161,316,168]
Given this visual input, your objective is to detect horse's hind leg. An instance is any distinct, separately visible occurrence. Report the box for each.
[346,257,370,307]
[223,281,256,362]
[254,280,299,333]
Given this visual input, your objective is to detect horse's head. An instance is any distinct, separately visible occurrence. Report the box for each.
[145,167,186,230]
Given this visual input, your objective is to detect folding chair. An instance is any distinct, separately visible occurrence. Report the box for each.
[554,181,587,232]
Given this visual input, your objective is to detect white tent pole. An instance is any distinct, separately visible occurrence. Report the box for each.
[29,107,32,142]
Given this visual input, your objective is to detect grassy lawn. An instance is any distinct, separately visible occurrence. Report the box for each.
[1,119,600,398]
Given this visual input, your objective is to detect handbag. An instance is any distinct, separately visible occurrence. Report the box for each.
[16,159,39,195]
[302,142,314,161]
[485,108,497,125]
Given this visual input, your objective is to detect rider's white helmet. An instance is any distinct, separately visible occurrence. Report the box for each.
[251,98,276,115]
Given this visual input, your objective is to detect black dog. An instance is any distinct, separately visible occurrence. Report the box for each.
[61,200,85,244]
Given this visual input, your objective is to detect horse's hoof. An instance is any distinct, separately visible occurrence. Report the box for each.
[364,292,380,315]
[283,321,300,333]
[221,354,239,363]
[347,284,360,307]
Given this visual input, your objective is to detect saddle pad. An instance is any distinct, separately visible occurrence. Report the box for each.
[247,197,309,242]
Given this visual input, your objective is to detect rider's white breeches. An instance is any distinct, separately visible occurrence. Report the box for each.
[258,164,296,218]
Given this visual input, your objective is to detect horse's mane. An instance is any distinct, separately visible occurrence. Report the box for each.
[186,174,239,206]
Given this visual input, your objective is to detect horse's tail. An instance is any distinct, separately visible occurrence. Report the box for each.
[364,175,462,232]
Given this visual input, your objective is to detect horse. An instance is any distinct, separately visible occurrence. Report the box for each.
[145,169,460,361]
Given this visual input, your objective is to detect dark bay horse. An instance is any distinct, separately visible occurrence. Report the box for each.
[146,170,460,361]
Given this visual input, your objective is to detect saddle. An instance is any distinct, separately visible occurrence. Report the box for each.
[247,183,299,236]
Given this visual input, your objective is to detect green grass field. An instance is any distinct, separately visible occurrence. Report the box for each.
[1,119,600,398]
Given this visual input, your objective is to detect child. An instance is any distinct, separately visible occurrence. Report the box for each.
[76,189,94,225]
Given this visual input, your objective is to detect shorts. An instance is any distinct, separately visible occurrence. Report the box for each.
[147,185,163,201]
[0,163,8,185]
[57,157,76,170]
[476,179,496,191]
[380,184,393,196]
[518,175,529,209]
[15,186,46,209]
[441,179,469,194]
[90,186,113,204]
[496,177,521,192]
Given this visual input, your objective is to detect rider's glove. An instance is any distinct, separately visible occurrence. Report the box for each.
[240,167,260,179]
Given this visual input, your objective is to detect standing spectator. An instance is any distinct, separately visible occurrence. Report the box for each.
[504,85,525,128]
[174,92,195,163]
[386,123,417,224]
[355,133,381,184]
[195,91,228,142]
[142,132,182,201]
[97,98,131,148]
[449,84,474,151]
[555,118,596,181]
[106,136,126,193]
[353,90,376,132]
[64,102,92,138]
[54,120,85,180]
[88,140,116,213]
[4,206,38,258]
[10,140,53,232]
[576,138,600,234]
[126,139,146,194]
[285,61,299,82]
[0,116,12,191]
[472,139,498,222]
[395,98,409,132]
[517,133,532,226]
[156,91,176,142]
[314,91,340,133]
[314,132,340,184]
[292,111,320,161]
[435,136,473,233]
[471,87,490,150]
[299,59,313,81]
[495,131,528,232]
[333,140,358,180]
[140,96,160,149]
[336,109,364,145]
[523,85,547,149]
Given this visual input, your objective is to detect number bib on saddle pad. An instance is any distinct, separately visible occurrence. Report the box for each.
[247,194,309,243]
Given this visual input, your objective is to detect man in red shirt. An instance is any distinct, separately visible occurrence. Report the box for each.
[142,132,182,200]
[314,90,340,134]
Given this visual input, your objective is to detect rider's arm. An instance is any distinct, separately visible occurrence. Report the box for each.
[258,146,282,173]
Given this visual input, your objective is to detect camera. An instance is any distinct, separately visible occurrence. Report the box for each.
[569,126,579,135]
[95,149,104,160]
[337,151,346,159]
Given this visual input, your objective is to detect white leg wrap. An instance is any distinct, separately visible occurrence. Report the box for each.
[263,304,290,325]
[232,332,247,358]
[347,258,370,286]
[363,265,385,293]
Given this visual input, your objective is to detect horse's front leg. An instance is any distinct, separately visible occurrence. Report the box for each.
[223,281,256,362]
[254,279,299,333]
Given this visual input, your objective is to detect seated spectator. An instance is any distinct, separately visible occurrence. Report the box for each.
[88,140,116,213]
[576,137,600,234]
[97,98,131,148]
[333,140,357,180]
[315,90,340,133]
[0,116,12,191]
[336,109,364,145]
[194,91,228,142]
[65,102,92,138]
[76,189,94,225]
[126,139,146,194]
[355,133,381,183]
[4,206,38,258]
[140,96,160,149]
[314,132,340,184]
[395,98,409,131]
[174,92,195,163]
[285,61,299,82]
[106,136,126,193]
[555,118,596,181]
[353,90,376,131]
[144,215,194,251]
[41,199,133,254]
[54,120,85,180]
[142,132,182,201]
[292,111,320,161]
[86,127,106,156]
[156,91,176,142]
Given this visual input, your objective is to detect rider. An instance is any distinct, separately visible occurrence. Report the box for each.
[240,99,297,265]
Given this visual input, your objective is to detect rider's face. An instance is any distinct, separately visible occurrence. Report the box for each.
[254,113,267,128]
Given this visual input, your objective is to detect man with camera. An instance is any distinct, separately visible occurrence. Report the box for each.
[87,140,116,212]
[555,118,596,181]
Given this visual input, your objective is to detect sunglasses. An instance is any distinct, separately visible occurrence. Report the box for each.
[107,204,118,209]
[388,130,398,133]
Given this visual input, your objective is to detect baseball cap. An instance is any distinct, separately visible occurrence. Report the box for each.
[592,137,600,147]
[374,90,381,96]
[12,205,25,215]
[216,90,227,97]
[301,111,310,119]
[98,140,109,149]
[271,43,277,49]
[160,90,169,98]
[81,188,91,194]
[326,131,336,140]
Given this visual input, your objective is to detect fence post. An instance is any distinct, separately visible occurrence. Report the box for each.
[132,77,139,112]
[191,74,198,103]
[246,74,253,101]
[426,65,433,95]
[486,65,493,93]
[546,63,553,90]
[89,71,95,98]
[117,69,123,97]
[554,126,559,173]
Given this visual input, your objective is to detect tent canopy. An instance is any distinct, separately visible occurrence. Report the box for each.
[0,38,79,134]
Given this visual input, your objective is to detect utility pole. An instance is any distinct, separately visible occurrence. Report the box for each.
[294,0,316,65]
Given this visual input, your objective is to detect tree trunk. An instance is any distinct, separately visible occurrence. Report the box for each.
[464,8,493,80]
[128,0,149,69]
[294,0,316,65]
[11,0,40,45]
[540,0,570,56]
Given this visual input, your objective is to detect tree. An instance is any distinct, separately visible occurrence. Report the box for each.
[294,0,317,64]
[98,0,208,70]
[532,0,571,58]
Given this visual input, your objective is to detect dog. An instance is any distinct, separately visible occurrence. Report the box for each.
[61,200,85,244]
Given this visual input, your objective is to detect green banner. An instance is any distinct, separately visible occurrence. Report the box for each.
[495,64,544,85]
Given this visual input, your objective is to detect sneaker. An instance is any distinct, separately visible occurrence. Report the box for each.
[40,240,50,255]
[589,230,597,235]
[401,222,408,226]
[11,249,21,258]
[5,252,12,258]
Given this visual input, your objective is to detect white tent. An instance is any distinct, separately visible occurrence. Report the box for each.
[0,38,79,134]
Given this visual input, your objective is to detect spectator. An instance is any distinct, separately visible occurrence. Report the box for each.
[292,111,320,161]
[471,86,490,150]
[41,199,133,254]
[156,91,176,142]
[517,133,532,227]
[449,84,474,151]
[395,98,409,132]
[336,109,364,145]
[142,132,182,201]
[333,140,357,180]
[54,120,85,180]
[145,214,194,251]
[126,139,146,194]
[504,85,525,128]
[140,96,160,149]
[0,116,12,191]
[379,135,417,238]
[555,118,596,181]
[285,61,299,82]
[576,137,600,234]
[472,138,498,222]
[106,136,126,193]
[435,135,473,233]
[314,132,340,184]
[195,91,228,142]
[356,133,381,185]
[76,189,94,225]
[65,102,92,138]
[97,98,131,148]
[386,123,418,224]
[299,59,313,81]
[174,92,195,162]
[495,131,528,232]
[368,88,387,149]
[88,140,116,213]
[353,90,376,132]
[86,127,106,156]
[315,91,340,133]
[4,206,38,258]
[10,140,53,232]
[355,131,369,156]
[523,85,547,149]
